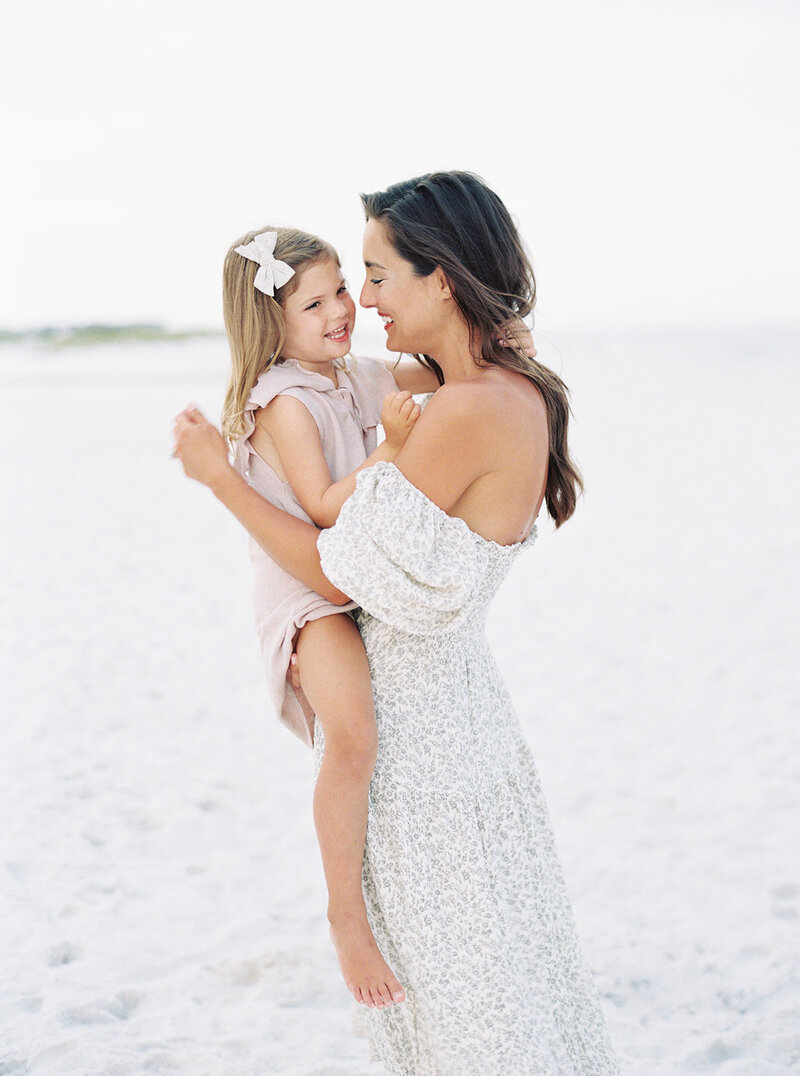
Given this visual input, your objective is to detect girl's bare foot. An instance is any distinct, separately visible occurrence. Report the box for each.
[329,911,406,1008]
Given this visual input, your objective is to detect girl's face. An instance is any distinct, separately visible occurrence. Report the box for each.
[359,217,445,354]
[280,258,356,370]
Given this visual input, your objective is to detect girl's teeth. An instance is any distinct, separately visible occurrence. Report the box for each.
[381,316,394,326]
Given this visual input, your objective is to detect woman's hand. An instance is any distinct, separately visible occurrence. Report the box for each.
[172,407,232,489]
[498,318,537,359]
[381,390,422,450]
[171,408,349,604]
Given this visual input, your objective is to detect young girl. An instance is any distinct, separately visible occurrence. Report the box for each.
[217,226,441,1012]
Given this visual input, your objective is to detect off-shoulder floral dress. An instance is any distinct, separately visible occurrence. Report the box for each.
[317,462,619,1076]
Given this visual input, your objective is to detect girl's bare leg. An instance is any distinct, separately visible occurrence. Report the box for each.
[296,614,406,1009]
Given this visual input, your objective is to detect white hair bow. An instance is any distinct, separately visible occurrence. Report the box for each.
[235,231,295,296]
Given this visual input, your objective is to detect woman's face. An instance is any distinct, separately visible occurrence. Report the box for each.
[359,218,445,354]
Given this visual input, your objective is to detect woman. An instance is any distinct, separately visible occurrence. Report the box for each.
[173,171,620,1074]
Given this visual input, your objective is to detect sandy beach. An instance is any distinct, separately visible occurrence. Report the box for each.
[1,325,798,1074]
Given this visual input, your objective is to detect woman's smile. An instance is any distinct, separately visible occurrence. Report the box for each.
[360,218,443,354]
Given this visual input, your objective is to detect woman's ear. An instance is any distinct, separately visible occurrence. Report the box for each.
[431,266,453,300]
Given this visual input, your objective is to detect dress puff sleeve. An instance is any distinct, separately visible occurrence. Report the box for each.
[317,462,489,637]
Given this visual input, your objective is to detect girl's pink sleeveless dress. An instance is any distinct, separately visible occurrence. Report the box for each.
[233,356,397,747]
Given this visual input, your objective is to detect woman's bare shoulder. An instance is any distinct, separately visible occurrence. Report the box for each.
[427,367,546,427]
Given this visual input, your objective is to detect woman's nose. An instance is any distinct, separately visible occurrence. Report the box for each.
[359,279,375,309]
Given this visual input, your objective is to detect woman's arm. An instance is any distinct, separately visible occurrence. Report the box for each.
[259,390,420,529]
[380,321,537,395]
[172,409,350,604]
[383,359,441,394]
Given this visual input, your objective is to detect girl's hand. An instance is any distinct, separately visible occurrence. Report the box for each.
[498,318,537,359]
[381,390,422,450]
[172,407,232,488]
[289,652,301,689]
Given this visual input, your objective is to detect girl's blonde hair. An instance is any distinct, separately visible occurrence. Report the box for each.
[221,226,340,445]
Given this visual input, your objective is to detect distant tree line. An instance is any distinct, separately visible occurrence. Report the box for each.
[0,324,222,347]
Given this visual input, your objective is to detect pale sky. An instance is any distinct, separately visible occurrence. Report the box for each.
[2,0,798,332]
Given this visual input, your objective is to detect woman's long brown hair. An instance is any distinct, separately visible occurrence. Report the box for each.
[362,172,583,527]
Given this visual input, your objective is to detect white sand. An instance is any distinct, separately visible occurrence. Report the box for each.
[1,327,798,1075]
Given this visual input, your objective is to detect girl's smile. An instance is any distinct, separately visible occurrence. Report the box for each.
[326,324,350,343]
[281,258,356,376]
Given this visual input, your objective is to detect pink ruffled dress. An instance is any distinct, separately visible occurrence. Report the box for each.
[233,356,397,747]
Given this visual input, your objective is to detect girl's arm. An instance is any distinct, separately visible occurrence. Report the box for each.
[259,391,420,529]
[172,409,350,604]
